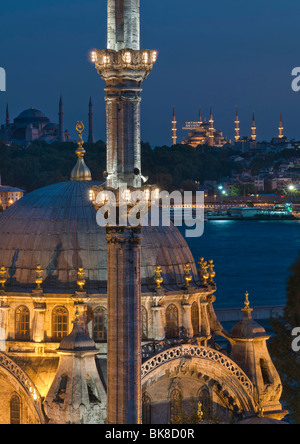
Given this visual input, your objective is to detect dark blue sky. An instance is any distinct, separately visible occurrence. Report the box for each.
[1,0,300,146]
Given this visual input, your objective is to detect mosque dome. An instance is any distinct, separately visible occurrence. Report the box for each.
[0,180,199,293]
[14,108,50,126]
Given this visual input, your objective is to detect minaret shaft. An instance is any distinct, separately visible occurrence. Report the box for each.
[107,0,140,51]
[106,227,142,424]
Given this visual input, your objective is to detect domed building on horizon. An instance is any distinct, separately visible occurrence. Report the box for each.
[0,96,96,147]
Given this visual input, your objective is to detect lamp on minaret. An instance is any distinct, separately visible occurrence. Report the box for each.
[251,112,257,142]
[172,107,177,145]
[88,97,96,143]
[209,105,214,146]
[278,113,284,139]
[58,95,65,142]
[235,106,240,143]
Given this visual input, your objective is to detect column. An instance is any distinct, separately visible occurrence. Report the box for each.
[106,226,142,424]
[151,303,165,341]
[0,300,10,351]
[32,294,46,343]
[182,303,193,338]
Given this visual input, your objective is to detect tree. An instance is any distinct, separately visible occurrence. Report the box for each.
[269,255,300,423]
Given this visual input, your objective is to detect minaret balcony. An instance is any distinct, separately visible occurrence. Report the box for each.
[91,48,158,83]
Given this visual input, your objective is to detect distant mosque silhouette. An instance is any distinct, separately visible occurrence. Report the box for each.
[0,96,95,146]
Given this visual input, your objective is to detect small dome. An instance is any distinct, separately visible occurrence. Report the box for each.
[230,310,267,339]
[14,108,50,125]
[58,320,97,353]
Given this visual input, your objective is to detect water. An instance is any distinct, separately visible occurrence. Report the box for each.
[180,220,300,310]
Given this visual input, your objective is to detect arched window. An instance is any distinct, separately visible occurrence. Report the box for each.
[170,389,182,423]
[142,392,152,424]
[166,304,179,339]
[10,395,21,424]
[260,358,273,385]
[93,307,107,342]
[15,306,30,340]
[52,307,68,341]
[198,387,212,420]
[191,302,200,336]
[141,306,148,340]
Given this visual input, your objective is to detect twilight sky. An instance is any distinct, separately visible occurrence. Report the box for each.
[0,0,300,146]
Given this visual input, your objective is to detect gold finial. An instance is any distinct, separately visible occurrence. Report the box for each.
[257,399,265,418]
[242,291,250,310]
[35,265,43,290]
[197,401,204,423]
[75,121,85,158]
[198,258,209,286]
[183,263,192,288]
[77,267,86,292]
[208,260,216,284]
[154,266,163,290]
[71,121,92,181]
[0,266,7,290]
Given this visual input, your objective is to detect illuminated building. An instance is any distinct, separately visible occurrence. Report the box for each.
[0,0,287,425]
[181,107,230,148]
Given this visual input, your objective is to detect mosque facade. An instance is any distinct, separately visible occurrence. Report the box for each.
[0,0,287,425]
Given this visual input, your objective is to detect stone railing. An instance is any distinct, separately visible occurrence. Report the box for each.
[0,352,44,422]
[141,344,253,395]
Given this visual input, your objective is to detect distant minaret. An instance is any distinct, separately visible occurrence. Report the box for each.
[198,107,203,127]
[5,103,10,126]
[251,112,256,141]
[278,113,284,139]
[58,95,65,142]
[235,106,240,143]
[172,107,177,145]
[208,105,214,146]
[88,97,96,143]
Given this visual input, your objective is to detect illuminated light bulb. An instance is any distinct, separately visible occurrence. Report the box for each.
[103,55,110,64]
[152,52,157,63]
[125,52,131,63]
[91,51,96,62]
[143,52,149,63]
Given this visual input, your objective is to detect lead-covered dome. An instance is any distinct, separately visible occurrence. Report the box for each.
[14,108,50,126]
[0,180,200,292]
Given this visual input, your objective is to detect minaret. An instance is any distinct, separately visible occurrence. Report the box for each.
[91,0,157,425]
[278,113,284,139]
[92,0,157,188]
[5,103,9,126]
[251,112,256,142]
[235,106,240,143]
[172,107,177,145]
[208,105,214,146]
[198,107,203,127]
[88,97,95,143]
[58,95,65,143]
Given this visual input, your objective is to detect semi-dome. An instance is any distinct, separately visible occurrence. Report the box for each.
[0,180,200,292]
[14,108,50,126]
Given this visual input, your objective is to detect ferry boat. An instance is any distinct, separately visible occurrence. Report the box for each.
[206,203,295,220]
